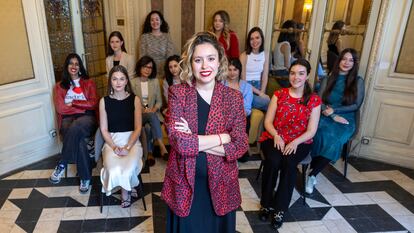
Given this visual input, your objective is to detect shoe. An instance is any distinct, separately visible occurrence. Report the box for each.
[305,175,317,194]
[271,211,285,229]
[258,207,272,222]
[121,192,131,208]
[147,153,155,167]
[49,163,65,184]
[79,179,90,193]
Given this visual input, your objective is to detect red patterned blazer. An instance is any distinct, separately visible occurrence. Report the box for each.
[161,82,248,217]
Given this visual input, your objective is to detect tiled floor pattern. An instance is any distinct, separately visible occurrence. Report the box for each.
[0,154,413,233]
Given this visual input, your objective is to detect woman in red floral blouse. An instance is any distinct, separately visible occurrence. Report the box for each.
[258,59,321,229]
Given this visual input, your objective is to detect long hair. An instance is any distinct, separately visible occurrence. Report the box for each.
[142,10,169,34]
[107,31,127,56]
[289,58,312,105]
[211,10,231,48]
[180,31,228,83]
[327,20,345,45]
[228,58,242,81]
[135,56,157,79]
[107,65,133,95]
[164,55,181,86]
[246,27,265,54]
[60,53,89,89]
[277,20,297,44]
[322,48,359,105]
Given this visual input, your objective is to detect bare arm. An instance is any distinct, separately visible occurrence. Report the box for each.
[280,43,291,70]
[240,52,247,81]
[283,104,321,155]
[260,51,270,93]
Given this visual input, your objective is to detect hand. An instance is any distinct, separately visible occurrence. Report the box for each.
[322,106,334,116]
[174,117,192,134]
[118,147,129,156]
[333,115,349,124]
[65,102,73,107]
[283,140,298,155]
[273,135,285,152]
[219,133,231,145]
[260,92,270,100]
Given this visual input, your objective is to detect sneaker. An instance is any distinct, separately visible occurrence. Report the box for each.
[79,179,90,193]
[258,207,272,222]
[49,164,65,184]
[305,175,317,194]
[271,211,285,229]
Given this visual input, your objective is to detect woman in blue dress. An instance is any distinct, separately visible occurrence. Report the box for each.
[306,48,365,194]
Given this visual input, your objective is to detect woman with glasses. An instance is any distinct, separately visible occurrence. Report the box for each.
[131,56,168,165]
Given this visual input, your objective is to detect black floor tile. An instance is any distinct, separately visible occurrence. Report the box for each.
[346,217,379,232]
[249,223,278,233]
[335,206,365,219]
[66,197,86,207]
[14,221,38,233]
[105,217,130,231]
[358,204,390,218]
[16,208,43,222]
[81,219,106,232]
[369,216,406,232]
[44,197,69,208]
[58,220,83,233]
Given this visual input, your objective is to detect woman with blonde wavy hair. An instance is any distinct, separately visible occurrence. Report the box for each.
[161,31,248,232]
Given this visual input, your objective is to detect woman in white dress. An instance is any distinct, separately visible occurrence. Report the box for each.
[99,65,143,208]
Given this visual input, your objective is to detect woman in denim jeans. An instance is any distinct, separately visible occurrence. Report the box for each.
[131,56,168,166]
[240,27,270,111]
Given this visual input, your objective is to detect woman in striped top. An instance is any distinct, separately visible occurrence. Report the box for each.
[139,10,176,78]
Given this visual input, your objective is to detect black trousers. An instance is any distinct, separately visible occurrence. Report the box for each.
[260,139,311,212]
[60,113,97,180]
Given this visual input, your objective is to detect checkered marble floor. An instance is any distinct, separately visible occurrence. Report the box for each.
[0,152,413,233]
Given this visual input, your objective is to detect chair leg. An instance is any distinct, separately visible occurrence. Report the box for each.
[302,164,309,205]
[138,174,147,211]
[256,160,263,181]
[344,152,348,178]
[343,141,351,178]
[64,163,68,178]
[100,191,104,213]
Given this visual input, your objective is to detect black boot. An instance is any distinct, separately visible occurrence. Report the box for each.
[271,211,285,229]
[258,207,272,222]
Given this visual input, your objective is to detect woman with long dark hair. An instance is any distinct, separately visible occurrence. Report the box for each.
[162,55,181,105]
[49,53,98,193]
[240,27,270,111]
[258,59,321,229]
[306,48,365,194]
[326,20,345,72]
[106,31,135,79]
[210,10,240,59]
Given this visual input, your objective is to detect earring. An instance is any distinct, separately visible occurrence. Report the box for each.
[110,88,114,95]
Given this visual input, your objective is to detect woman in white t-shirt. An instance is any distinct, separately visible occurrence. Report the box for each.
[130,56,168,166]
[240,27,270,111]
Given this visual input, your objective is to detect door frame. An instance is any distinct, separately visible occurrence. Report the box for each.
[0,0,58,175]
